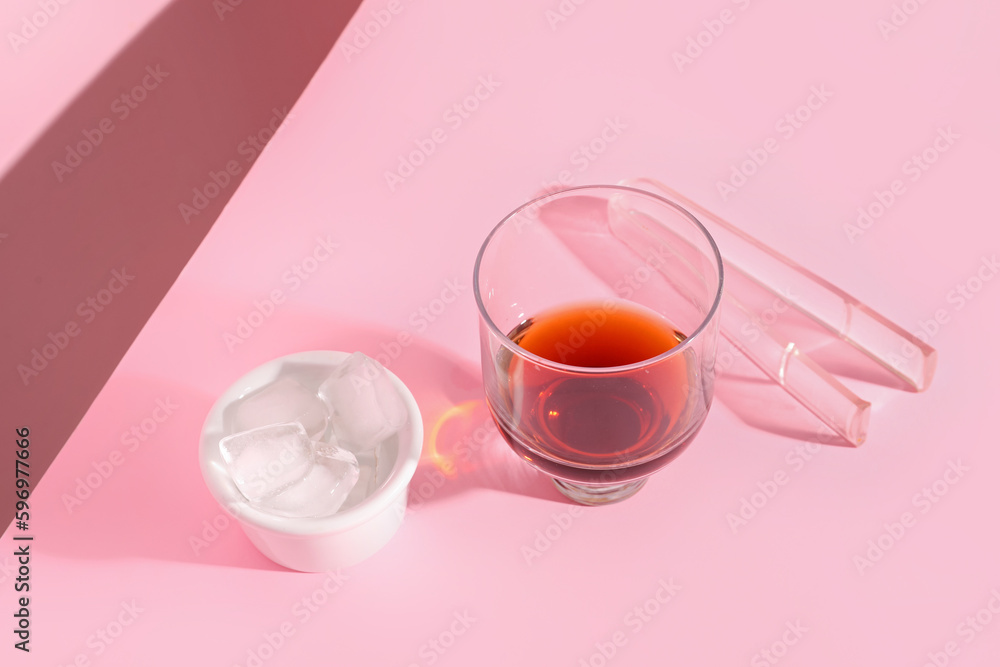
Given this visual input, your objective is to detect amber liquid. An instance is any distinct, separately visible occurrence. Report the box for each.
[491,301,700,485]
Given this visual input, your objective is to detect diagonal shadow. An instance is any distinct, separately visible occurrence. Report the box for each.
[0,0,362,530]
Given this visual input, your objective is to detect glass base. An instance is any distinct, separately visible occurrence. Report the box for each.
[552,477,648,505]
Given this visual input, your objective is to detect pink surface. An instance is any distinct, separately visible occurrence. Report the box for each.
[0,0,171,173]
[0,0,364,528]
[5,0,1000,664]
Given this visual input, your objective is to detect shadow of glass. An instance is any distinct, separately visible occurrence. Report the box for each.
[314,322,569,509]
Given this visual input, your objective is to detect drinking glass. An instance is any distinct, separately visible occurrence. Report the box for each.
[473,185,724,505]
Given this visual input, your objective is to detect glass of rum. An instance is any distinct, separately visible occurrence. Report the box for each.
[474,185,723,505]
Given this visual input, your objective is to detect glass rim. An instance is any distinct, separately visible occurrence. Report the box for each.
[473,184,725,375]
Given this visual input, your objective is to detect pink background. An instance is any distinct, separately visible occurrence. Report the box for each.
[3,0,1000,665]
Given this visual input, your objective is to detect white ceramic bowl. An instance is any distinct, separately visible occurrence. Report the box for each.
[199,350,423,572]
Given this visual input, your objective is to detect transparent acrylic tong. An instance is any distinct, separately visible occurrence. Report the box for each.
[536,178,936,446]
[610,178,937,446]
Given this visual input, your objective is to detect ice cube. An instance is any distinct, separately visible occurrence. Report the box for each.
[234,378,329,440]
[319,352,408,451]
[340,434,398,511]
[340,445,377,510]
[219,422,313,502]
[257,443,360,518]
